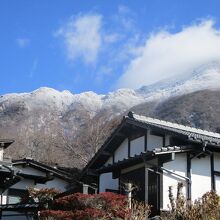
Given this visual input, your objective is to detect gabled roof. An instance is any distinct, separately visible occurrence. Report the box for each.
[12,158,72,182]
[128,112,220,145]
[82,112,220,175]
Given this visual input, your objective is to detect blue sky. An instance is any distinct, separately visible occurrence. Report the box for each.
[1,0,220,95]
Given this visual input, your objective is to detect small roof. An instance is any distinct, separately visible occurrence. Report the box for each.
[0,139,14,149]
[98,145,193,173]
[13,158,72,182]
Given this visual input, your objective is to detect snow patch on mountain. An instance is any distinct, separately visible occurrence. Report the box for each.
[1,61,220,117]
[137,61,220,102]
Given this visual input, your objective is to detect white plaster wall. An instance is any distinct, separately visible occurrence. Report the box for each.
[214,153,220,171]
[165,135,170,146]
[0,195,7,205]
[105,156,113,165]
[114,138,128,162]
[36,177,67,191]
[162,154,187,209]
[147,132,163,151]
[0,148,4,161]
[215,175,220,195]
[191,156,211,201]
[99,173,119,192]
[130,136,145,157]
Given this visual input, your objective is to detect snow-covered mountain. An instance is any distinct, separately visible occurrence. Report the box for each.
[1,61,220,117]
[1,61,220,166]
[137,61,220,101]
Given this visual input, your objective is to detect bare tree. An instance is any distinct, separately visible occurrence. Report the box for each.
[56,116,120,168]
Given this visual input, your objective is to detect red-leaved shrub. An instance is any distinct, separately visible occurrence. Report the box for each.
[39,192,131,220]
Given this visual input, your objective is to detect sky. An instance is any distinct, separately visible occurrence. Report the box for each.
[2,0,220,95]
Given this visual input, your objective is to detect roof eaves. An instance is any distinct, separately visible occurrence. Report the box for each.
[12,159,72,181]
[130,112,220,139]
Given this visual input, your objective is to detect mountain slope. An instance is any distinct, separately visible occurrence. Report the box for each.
[131,89,220,132]
[1,62,220,167]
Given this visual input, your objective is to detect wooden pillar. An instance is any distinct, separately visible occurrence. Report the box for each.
[210,153,215,191]
[145,166,148,203]
[187,153,191,200]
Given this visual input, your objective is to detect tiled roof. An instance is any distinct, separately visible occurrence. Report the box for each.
[127,112,220,145]
[153,145,192,154]
[13,158,72,181]
[82,112,220,176]
[98,145,192,173]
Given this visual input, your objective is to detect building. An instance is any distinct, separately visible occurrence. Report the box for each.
[83,112,220,215]
[0,140,72,219]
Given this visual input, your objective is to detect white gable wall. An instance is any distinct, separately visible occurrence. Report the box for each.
[114,138,128,162]
[165,135,170,146]
[99,173,119,192]
[130,136,145,157]
[36,177,67,191]
[162,153,187,209]
[113,132,167,163]
[191,156,211,201]
[147,132,163,151]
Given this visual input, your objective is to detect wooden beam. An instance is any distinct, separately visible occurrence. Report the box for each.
[116,132,126,138]
[101,151,111,156]
[86,169,99,177]
[128,137,131,158]
[144,132,147,152]
[211,153,215,190]
[187,153,191,200]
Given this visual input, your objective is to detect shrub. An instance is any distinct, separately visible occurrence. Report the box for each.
[161,183,220,220]
[38,192,151,220]
[39,192,131,220]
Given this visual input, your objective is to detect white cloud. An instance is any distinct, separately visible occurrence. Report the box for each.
[117,19,220,89]
[55,14,102,64]
[103,33,120,43]
[118,5,131,15]
[16,38,30,48]
[113,5,135,31]
[28,58,38,78]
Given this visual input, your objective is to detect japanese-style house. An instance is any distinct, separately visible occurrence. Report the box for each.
[83,112,220,215]
[0,140,72,219]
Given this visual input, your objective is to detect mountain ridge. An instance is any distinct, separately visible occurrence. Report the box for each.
[1,62,220,167]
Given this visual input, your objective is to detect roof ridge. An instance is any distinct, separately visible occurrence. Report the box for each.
[127,112,220,139]
[13,158,71,177]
